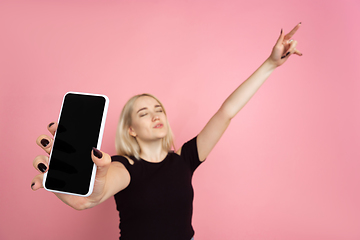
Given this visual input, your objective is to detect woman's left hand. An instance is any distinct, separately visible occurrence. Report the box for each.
[268,22,302,67]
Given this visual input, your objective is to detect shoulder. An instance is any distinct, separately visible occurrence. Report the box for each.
[111,155,135,166]
[176,148,182,155]
[176,136,198,157]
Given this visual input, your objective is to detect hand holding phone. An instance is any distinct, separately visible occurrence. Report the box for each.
[32,92,110,201]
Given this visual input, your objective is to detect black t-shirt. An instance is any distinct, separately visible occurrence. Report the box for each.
[111,136,202,240]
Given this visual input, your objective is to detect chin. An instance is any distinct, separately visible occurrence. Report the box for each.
[158,133,168,139]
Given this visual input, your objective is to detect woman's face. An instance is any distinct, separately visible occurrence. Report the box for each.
[129,96,168,142]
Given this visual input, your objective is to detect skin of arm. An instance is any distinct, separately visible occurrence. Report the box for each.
[32,128,131,211]
[80,161,131,210]
[53,161,130,211]
[196,24,302,161]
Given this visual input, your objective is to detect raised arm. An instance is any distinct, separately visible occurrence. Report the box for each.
[197,23,302,161]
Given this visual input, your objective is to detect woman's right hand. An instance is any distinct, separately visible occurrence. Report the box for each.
[267,22,302,68]
[31,122,113,210]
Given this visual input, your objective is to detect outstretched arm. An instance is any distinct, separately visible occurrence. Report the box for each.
[196,23,302,161]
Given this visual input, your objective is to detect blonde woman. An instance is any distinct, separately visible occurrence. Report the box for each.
[31,23,302,240]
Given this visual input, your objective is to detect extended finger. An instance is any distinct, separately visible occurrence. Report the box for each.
[275,28,285,47]
[36,134,53,154]
[293,48,303,56]
[284,22,301,41]
[48,122,58,136]
[33,155,49,173]
[31,173,44,191]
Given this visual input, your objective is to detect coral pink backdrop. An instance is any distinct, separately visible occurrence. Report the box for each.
[1,0,360,239]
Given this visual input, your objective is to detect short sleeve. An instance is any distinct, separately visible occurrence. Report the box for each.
[111,155,131,167]
[111,155,136,176]
[180,136,203,173]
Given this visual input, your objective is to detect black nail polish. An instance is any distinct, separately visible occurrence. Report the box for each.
[280,28,283,34]
[38,163,47,173]
[31,182,35,189]
[93,147,103,159]
[281,52,290,59]
[41,139,49,147]
[48,122,55,128]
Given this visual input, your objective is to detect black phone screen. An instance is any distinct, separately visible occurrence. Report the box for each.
[45,93,107,195]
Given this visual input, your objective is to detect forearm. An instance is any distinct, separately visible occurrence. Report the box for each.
[84,162,130,210]
[58,183,111,211]
[54,162,129,211]
[220,57,277,119]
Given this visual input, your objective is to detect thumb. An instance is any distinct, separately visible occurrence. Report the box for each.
[92,147,111,179]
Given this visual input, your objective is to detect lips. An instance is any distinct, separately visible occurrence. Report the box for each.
[154,123,163,128]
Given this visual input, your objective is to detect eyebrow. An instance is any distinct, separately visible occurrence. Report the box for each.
[136,105,162,113]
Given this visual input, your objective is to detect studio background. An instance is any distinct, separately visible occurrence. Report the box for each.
[1,0,359,239]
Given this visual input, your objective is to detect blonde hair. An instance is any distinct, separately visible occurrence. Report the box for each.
[115,93,175,159]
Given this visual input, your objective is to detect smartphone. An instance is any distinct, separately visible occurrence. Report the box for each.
[43,92,109,197]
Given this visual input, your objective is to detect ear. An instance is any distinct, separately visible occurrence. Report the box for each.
[128,127,137,137]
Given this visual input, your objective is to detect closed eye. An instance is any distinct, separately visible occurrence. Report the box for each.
[155,105,163,113]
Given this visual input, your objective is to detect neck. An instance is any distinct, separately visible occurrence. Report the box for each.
[137,138,168,163]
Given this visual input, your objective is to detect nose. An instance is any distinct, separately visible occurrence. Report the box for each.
[152,114,160,121]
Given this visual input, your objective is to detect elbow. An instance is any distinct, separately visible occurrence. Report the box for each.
[219,104,236,121]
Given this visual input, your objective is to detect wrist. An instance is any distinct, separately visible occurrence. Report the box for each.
[265,57,279,70]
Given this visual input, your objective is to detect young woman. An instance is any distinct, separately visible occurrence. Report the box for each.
[31,23,302,240]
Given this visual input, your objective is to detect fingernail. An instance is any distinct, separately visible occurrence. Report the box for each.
[31,182,35,189]
[93,147,103,159]
[299,22,302,25]
[41,139,49,147]
[280,28,283,34]
[281,52,290,59]
[48,122,55,128]
[38,163,47,173]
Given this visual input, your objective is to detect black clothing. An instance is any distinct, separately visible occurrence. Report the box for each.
[111,136,202,240]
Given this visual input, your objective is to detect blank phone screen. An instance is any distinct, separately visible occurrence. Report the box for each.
[45,93,106,195]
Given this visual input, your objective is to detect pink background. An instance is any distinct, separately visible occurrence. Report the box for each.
[1,0,360,239]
